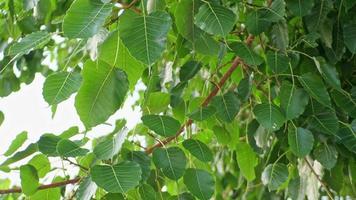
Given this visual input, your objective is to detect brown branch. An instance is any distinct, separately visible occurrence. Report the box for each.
[145,35,255,154]
[0,177,81,195]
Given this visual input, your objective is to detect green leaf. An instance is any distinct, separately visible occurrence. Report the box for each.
[118,10,172,65]
[143,92,170,114]
[4,131,27,156]
[42,71,82,106]
[0,111,4,127]
[188,106,216,121]
[253,103,286,131]
[298,73,332,108]
[261,0,285,22]
[331,89,356,118]
[271,21,289,51]
[305,0,332,32]
[57,139,89,157]
[139,184,157,200]
[59,126,80,139]
[211,91,240,123]
[233,42,264,66]
[63,0,112,38]
[20,165,39,195]
[308,101,339,136]
[101,193,125,200]
[0,143,38,166]
[141,115,181,137]
[183,168,215,200]
[194,3,236,36]
[279,81,309,120]
[28,154,51,178]
[179,61,202,82]
[314,57,341,90]
[266,51,290,74]
[174,0,220,55]
[99,30,145,90]
[124,151,151,182]
[6,31,51,56]
[38,134,61,156]
[235,142,258,181]
[286,0,314,16]
[183,139,213,162]
[152,147,187,180]
[212,126,231,145]
[91,161,142,193]
[288,126,314,157]
[30,184,60,200]
[236,74,253,102]
[75,60,129,129]
[313,143,338,170]
[93,129,128,160]
[261,163,288,191]
[343,23,356,53]
[336,121,356,154]
[245,10,270,35]
[76,176,97,200]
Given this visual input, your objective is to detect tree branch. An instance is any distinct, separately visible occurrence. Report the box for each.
[0,177,81,195]
[145,35,255,154]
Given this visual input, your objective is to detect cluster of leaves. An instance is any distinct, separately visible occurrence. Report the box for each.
[0,0,356,199]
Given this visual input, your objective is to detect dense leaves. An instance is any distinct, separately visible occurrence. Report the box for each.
[0,0,356,199]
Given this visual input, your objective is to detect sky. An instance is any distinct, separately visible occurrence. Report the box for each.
[0,74,143,184]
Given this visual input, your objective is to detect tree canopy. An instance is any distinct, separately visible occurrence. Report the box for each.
[0,0,356,199]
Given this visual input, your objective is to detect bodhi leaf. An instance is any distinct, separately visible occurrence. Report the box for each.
[4,131,28,156]
[235,142,258,181]
[245,10,270,35]
[0,111,3,127]
[314,57,341,90]
[28,154,51,178]
[76,176,97,200]
[286,0,314,16]
[99,30,145,90]
[42,71,82,106]
[211,92,240,123]
[183,168,215,200]
[253,103,286,131]
[139,184,157,200]
[313,143,338,170]
[124,151,151,182]
[336,121,356,154]
[91,161,142,193]
[143,92,170,114]
[331,89,356,118]
[188,106,216,121]
[93,129,128,160]
[266,51,290,74]
[179,61,202,82]
[194,2,236,36]
[343,23,356,53]
[20,165,39,195]
[307,101,339,136]
[261,0,285,22]
[119,10,172,65]
[141,115,181,137]
[233,42,264,66]
[152,147,186,180]
[0,143,38,166]
[279,81,309,120]
[63,0,112,38]
[183,139,213,162]
[75,60,129,129]
[6,31,51,56]
[38,134,61,156]
[56,139,89,157]
[237,74,253,102]
[262,163,289,191]
[298,73,332,108]
[288,126,314,157]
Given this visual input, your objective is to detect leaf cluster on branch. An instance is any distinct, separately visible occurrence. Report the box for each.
[0,0,356,199]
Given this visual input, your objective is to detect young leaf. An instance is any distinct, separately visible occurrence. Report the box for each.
[4,131,28,156]
[119,10,172,65]
[288,126,314,157]
[211,92,240,123]
[6,31,51,56]
[235,142,258,181]
[183,139,213,162]
[298,73,332,108]
[194,3,236,36]
[253,103,286,131]
[28,154,51,178]
[279,81,309,120]
[143,92,170,114]
[183,168,215,200]
[20,165,39,195]
[63,0,112,38]
[141,115,181,137]
[91,161,142,193]
[93,129,128,160]
[75,60,129,129]
[313,144,338,170]
[179,61,202,82]
[261,163,288,191]
[76,176,97,200]
[233,42,264,66]
[56,139,89,157]
[42,71,82,106]
[152,147,186,180]
[0,143,38,166]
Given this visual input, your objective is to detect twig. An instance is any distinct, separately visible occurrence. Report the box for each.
[63,158,89,171]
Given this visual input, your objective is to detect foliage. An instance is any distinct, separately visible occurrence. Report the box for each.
[0,0,356,199]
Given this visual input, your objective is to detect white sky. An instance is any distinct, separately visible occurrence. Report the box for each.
[0,74,143,183]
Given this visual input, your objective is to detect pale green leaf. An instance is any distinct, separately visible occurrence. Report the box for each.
[6,31,51,56]
[4,131,28,156]
[235,142,258,181]
[143,92,170,114]
[183,139,213,162]
[211,91,240,123]
[20,165,39,195]
[28,154,51,178]
[93,129,128,160]
[0,111,4,127]
[56,139,89,157]
[76,176,97,200]
[152,147,186,180]
[0,143,38,166]
[183,168,215,200]
[141,115,181,137]
[188,106,216,121]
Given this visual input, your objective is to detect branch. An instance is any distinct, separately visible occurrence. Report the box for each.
[145,35,255,154]
[0,177,81,195]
